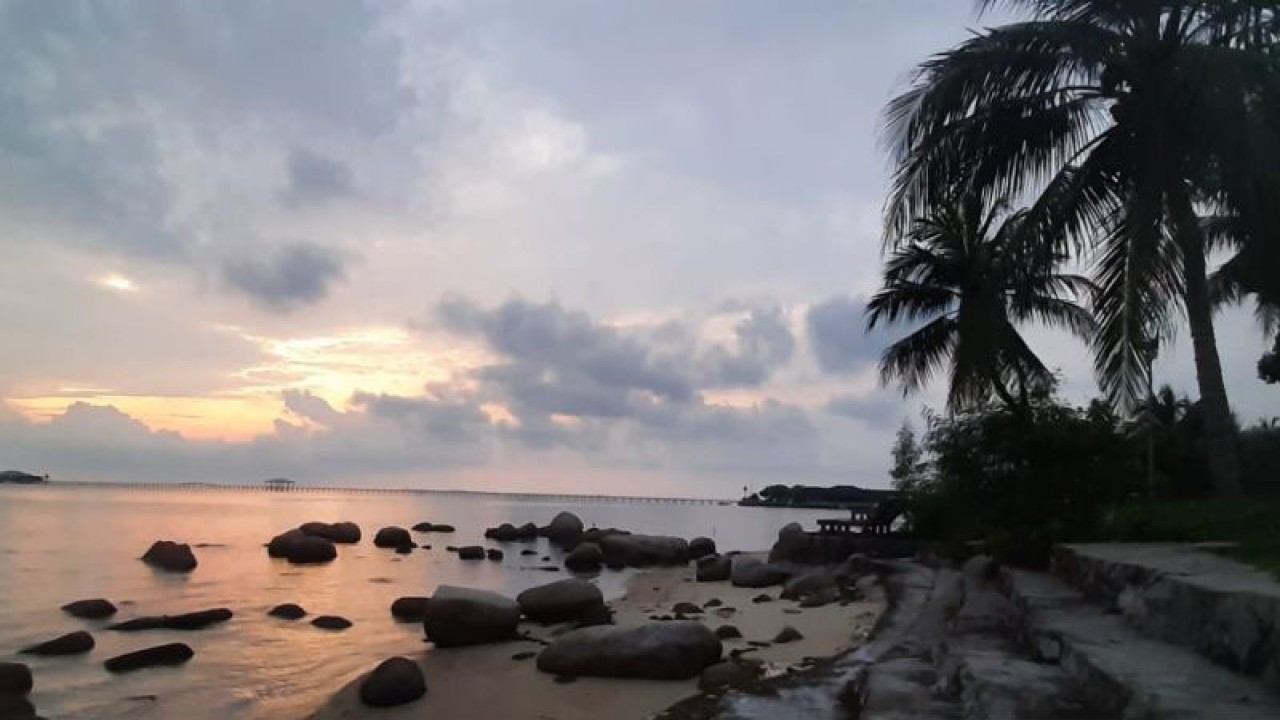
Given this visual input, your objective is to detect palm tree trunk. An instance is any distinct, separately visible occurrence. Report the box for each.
[1178,209,1244,498]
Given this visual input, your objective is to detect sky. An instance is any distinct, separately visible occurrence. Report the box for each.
[0,0,1274,497]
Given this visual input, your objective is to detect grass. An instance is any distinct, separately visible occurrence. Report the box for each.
[1099,495,1280,577]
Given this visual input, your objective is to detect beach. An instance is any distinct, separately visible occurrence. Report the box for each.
[312,557,885,720]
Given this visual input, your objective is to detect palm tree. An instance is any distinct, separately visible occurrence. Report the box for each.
[884,1,1280,497]
[867,194,1095,412]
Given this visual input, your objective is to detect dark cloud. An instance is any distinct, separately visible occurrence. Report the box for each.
[284,148,355,205]
[699,307,795,387]
[807,294,892,374]
[353,391,492,443]
[221,243,346,312]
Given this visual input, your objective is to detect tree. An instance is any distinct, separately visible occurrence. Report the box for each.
[884,1,1280,497]
[889,420,925,491]
[867,194,1095,412]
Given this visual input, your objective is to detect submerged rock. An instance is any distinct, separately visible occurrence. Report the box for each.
[423,586,520,647]
[312,615,352,631]
[542,512,584,549]
[391,597,431,622]
[485,523,520,541]
[141,541,197,572]
[672,602,703,615]
[457,546,485,560]
[0,662,32,694]
[268,529,337,565]
[359,657,426,708]
[61,598,117,619]
[109,608,232,632]
[486,548,504,561]
[268,603,307,620]
[564,542,602,572]
[536,622,721,680]
[517,579,605,623]
[299,521,361,544]
[20,631,94,656]
[104,643,194,673]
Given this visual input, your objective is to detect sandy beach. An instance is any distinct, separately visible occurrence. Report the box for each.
[311,556,884,720]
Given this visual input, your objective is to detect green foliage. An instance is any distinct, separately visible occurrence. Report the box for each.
[1260,335,1280,384]
[906,388,1141,567]
[1100,496,1280,577]
[889,421,926,492]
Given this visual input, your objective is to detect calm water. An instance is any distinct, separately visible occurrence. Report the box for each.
[0,485,831,719]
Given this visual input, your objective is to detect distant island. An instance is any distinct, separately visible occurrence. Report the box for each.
[739,483,895,509]
[0,470,48,484]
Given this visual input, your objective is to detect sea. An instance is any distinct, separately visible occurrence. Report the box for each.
[0,484,833,719]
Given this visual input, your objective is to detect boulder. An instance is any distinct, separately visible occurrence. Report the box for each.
[267,529,337,564]
[689,537,717,559]
[672,602,703,615]
[696,555,732,582]
[359,657,426,708]
[104,643,194,673]
[485,523,519,541]
[781,572,837,601]
[61,598,117,619]
[542,512,584,549]
[390,597,431,622]
[109,608,232,632]
[773,626,803,644]
[516,522,539,539]
[486,548,504,561]
[536,622,721,680]
[61,598,117,620]
[699,661,759,691]
[599,534,689,567]
[731,557,789,588]
[411,522,435,532]
[431,524,455,533]
[299,521,361,544]
[141,540,197,572]
[563,542,602,572]
[457,545,485,560]
[0,663,32,695]
[21,631,94,656]
[799,587,840,608]
[395,546,413,555]
[834,553,876,581]
[373,527,412,549]
[0,695,35,719]
[517,579,605,623]
[268,603,306,620]
[767,522,810,564]
[714,625,742,640]
[423,586,520,647]
[312,615,352,630]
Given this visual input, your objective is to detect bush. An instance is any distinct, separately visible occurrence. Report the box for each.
[907,393,1141,567]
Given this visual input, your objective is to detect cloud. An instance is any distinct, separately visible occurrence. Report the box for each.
[698,307,796,387]
[824,391,904,425]
[283,148,356,205]
[807,294,893,374]
[221,243,347,312]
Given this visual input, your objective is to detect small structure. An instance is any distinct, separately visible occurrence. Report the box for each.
[817,496,905,536]
[264,478,296,491]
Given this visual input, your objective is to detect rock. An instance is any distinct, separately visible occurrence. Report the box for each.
[564,542,603,572]
[537,622,722,680]
[104,643,194,673]
[731,557,788,588]
[699,661,758,691]
[696,554,732,582]
[141,540,197,572]
[312,615,352,630]
[431,524,455,533]
[542,511,585,549]
[61,598,117,619]
[512,651,536,661]
[715,624,742,639]
[423,586,520,647]
[781,572,837,601]
[553,674,578,684]
[574,604,615,628]
[299,521,361,543]
[715,607,737,618]
[268,603,306,620]
[0,694,35,719]
[390,597,431,622]
[394,545,413,555]
[672,602,703,615]
[21,631,94,656]
[751,594,772,603]
[517,579,605,623]
[109,608,232,632]
[0,662,32,695]
[520,549,538,556]
[606,560,626,571]
[834,553,876,581]
[486,548,504,561]
[689,537,717,559]
[539,565,560,571]
[599,534,689,567]
[359,657,426,708]
[373,527,412,548]
[411,522,435,532]
[767,522,809,564]
[704,598,723,608]
[516,522,539,539]
[267,529,337,564]
[485,523,519,541]
[773,626,803,644]
[799,587,841,608]
[457,545,485,560]
[446,546,459,552]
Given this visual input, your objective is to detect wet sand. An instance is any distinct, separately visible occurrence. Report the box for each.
[311,558,884,720]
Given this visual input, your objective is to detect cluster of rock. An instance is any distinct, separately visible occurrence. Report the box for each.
[267,521,361,564]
